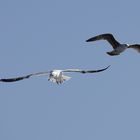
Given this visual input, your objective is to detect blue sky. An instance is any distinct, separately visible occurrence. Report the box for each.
[0,0,140,140]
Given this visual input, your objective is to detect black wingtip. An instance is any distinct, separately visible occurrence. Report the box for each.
[105,65,111,70]
[96,65,111,73]
[86,38,92,42]
[98,65,111,72]
[0,75,31,82]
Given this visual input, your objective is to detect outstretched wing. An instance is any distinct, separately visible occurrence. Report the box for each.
[0,71,49,82]
[63,65,110,74]
[86,33,120,49]
[128,44,140,53]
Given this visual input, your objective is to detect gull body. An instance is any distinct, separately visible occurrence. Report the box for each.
[107,44,128,56]
[86,33,140,56]
[48,70,71,84]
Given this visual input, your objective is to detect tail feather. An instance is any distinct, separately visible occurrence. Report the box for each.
[62,75,71,81]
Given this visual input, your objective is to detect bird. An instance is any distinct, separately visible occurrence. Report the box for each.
[0,66,110,84]
[86,33,140,56]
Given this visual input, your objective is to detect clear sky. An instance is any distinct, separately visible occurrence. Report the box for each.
[0,0,140,140]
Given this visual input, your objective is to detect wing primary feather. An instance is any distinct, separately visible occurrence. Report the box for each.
[0,75,31,82]
[0,71,49,82]
[81,65,110,73]
[63,65,110,74]
[86,33,120,49]
[128,44,140,53]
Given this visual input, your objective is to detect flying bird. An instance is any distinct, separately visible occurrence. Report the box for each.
[86,33,140,56]
[0,66,110,84]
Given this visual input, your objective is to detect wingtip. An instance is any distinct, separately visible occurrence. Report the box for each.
[86,38,92,42]
[106,65,111,69]
[103,65,111,71]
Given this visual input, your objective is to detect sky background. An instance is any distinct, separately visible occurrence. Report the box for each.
[0,0,140,140]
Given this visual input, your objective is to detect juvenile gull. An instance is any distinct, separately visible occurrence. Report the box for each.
[86,33,140,56]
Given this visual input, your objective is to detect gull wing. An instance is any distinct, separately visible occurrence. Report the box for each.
[86,33,120,49]
[128,44,140,53]
[0,71,49,82]
[63,65,110,74]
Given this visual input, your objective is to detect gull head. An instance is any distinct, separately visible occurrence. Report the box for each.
[120,44,129,48]
[48,70,71,84]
